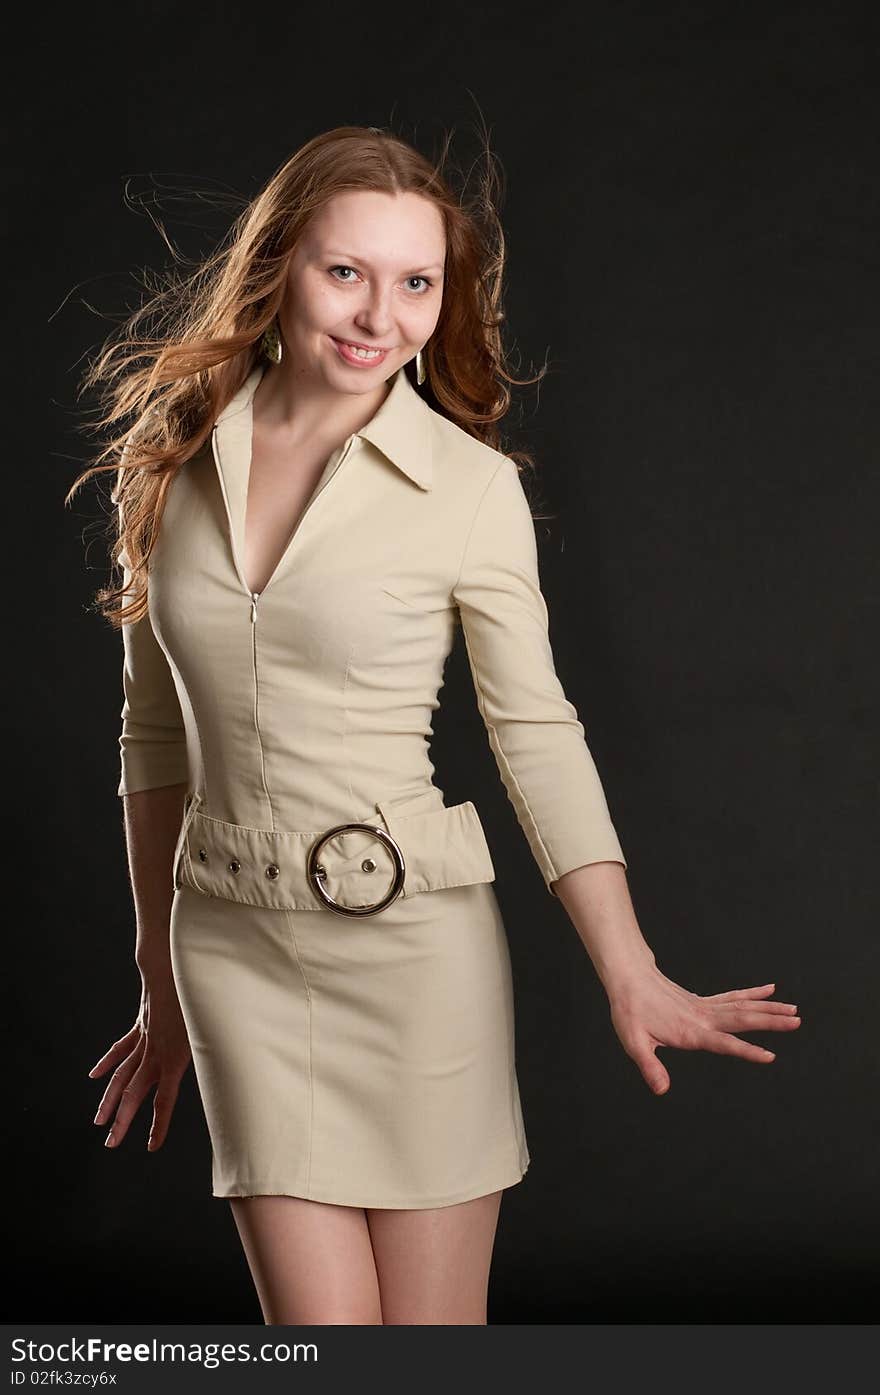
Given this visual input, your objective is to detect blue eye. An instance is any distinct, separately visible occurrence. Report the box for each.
[328,266,433,293]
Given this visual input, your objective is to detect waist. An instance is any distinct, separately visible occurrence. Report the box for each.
[173,787,496,914]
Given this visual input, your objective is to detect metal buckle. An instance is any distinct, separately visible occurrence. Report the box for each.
[307,822,406,917]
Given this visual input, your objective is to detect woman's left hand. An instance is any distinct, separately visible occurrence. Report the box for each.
[607,969,801,1094]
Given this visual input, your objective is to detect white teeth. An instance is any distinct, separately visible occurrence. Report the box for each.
[343,342,382,359]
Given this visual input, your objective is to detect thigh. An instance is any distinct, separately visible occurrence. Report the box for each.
[365,1190,505,1325]
[229,1196,383,1325]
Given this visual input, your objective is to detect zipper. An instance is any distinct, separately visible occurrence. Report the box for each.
[249,587,273,822]
[211,424,359,614]
[211,424,359,829]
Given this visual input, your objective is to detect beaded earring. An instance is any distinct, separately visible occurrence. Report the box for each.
[261,320,283,365]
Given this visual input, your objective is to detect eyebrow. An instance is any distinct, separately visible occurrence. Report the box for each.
[322,250,445,275]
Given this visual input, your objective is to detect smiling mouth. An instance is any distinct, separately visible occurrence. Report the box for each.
[331,337,390,358]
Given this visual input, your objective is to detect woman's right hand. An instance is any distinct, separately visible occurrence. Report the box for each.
[88,966,192,1152]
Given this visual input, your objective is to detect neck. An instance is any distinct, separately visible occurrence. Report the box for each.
[252,358,395,448]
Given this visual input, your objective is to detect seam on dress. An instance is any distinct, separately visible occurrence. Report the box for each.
[452,457,507,595]
[460,626,558,883]
[380,585,454,614]
[251,604,275,829]
[177,876,494,911]
[341,639,357,819]
[182,886,302,911]
[283,908,314,1196]
[400,873,495,897]
[145,556,207,808]
[452,457,560,884]
[504,902,528,1169]
[189,809,293,834]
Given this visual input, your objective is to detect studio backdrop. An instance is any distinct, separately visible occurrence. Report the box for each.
[9,0,876,1325]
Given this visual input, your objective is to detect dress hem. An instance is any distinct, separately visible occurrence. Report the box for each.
[212,1158,530,1210]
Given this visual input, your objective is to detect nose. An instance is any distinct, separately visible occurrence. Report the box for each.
[353,283,395,340]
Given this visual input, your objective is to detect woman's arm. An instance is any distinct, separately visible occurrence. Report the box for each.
[453,457,627,891]
[91,782,193,1151]
[114,532,190,962]
[122,784,188,975]
[453,458,801,1089]
[553,859,800,1095]
[89,467,194,1149]
[552,860,655,991]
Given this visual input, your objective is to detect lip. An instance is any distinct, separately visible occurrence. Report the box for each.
[330,336,390,366]
[332,336,390,351]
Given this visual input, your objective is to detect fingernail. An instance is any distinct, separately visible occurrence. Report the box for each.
[93,1108,104,1125]
[105,1131,115,1147]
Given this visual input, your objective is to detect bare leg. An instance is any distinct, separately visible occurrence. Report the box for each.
[365,1189,504,1325]
[228,1196,383,1324]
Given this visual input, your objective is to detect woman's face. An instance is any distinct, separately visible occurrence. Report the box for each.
[278,189,446,395]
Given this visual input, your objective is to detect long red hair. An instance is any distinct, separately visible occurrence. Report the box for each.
[66,123,547,626]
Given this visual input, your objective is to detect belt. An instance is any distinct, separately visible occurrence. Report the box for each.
[172,789,497,915]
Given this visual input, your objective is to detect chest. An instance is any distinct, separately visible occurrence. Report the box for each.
[242,424,346,597]
[149,439,462,670]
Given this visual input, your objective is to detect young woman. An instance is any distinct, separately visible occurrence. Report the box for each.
[73,125,800,1325]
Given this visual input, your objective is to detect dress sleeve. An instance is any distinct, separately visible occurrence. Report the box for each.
[114,466,189,797]
[452,457,626,895]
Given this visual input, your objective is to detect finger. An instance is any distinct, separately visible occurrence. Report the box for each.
[701,983,781,1004]
[94,1037,146,1132]
[87,1025,141,1079]
[708,998,797,1021]
[714,1007,801,1033]
[629,1037,672,1095]
[147,1075,183,1152]
[105,1060,155,1148]
[692,1030,777,1063]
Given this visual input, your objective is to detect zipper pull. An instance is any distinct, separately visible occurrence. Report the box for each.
[251,592,260,623]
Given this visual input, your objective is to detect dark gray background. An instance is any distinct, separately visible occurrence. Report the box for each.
[13,0,877,1322]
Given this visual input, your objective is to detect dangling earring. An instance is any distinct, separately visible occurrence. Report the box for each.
[261,319,283,365]
[415,347,426,386]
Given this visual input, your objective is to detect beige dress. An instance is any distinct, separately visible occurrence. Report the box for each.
[116,361,627,1207]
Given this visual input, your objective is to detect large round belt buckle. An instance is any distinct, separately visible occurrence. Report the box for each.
[307,822,406,916]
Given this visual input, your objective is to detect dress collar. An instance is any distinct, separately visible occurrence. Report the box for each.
[214,360,433,491]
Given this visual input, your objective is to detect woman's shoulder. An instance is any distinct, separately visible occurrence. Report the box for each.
[422,399,509,492]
